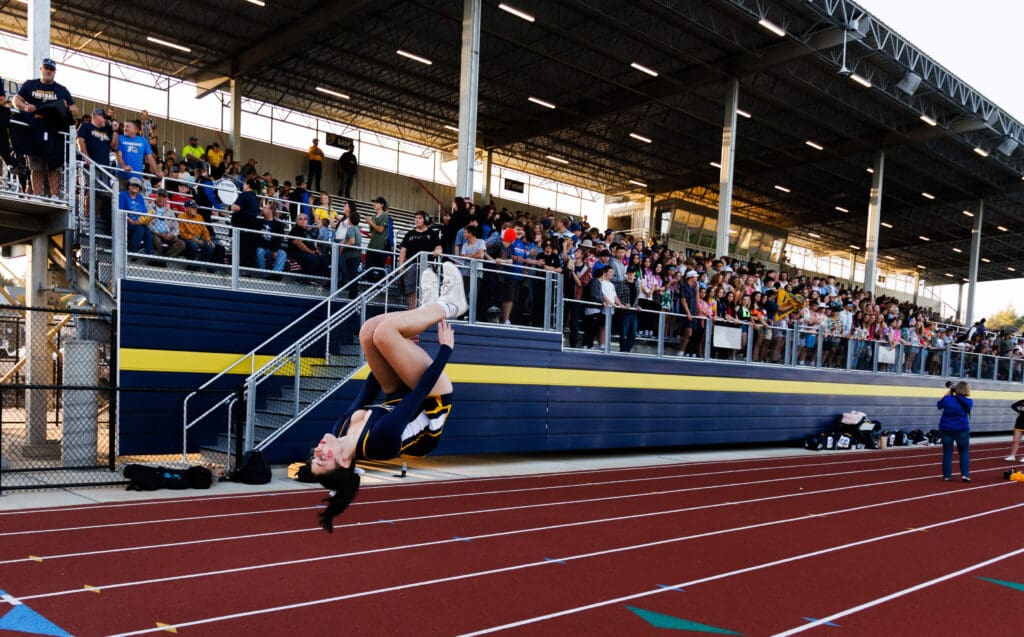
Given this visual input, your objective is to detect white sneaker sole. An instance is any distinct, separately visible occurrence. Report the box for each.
[440,261,468,318]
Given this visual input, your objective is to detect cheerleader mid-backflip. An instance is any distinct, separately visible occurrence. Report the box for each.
[310,261,467,531]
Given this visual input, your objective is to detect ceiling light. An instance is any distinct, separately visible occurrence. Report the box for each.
[315,86,350,100]
[729,229,739,235]
[710,161,722,168]
[1010,267,1018,272]
[805,140,824,151]
[630,62,658,77]
[774,185,791,193]
[866,167,874,174]
[146,36,191,53]
[245,0,266,6]
[444,125,459,132]
[944,273,955,278]
[629,132,653,144]
[885,255,896,260]
[835,206,849,213]
[997,225,1009,232]
[736,109,752,119]
[528,96,556,109]
[921,192,935,200]
[498,3,535,22]
[849,73,872,88]
[919,114,938,126]
[880,222,893,228]
[918,235,930,241]
[546,155,569,164]
[917,264,926,269]
[849,244,860,250]
[952,248,963,253]
[973,147,989,157]
[981,258,991,263]
[628,179,648,188]
[962,210,974,217]
[758,18,786,37]
[808,232,821,238]
[397,49,433,65]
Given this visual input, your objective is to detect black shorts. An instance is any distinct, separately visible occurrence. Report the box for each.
[1015,412,1024,431]
[501,276,522,303]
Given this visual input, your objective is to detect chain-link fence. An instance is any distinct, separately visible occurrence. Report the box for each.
[0,306,118,493]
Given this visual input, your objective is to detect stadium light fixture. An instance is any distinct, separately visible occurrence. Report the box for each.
[774,185,791,193]
[736,109,752,119]
[498,3,535,22]
[316,86,350,100]
[916,264,926,269]
[808,232,821,238]
[245,0,266,6]
[805,140,824,150]
[528,96,556,109]
[630,62,659,77]
[866,167,874,174]
[919,114,938,126]
[397,50,433,65]
[997,225,1009,232]
[962,210,975,217]
[973,147,989,157]
[444,125,459,132]
[710,161,722,168]
[835,206,849,213]
[758,18,786,37]
[952,248,963,253]
[944,273,955,278]
[546,155,569,164]
[884,255,896,261]
[918,235,930,241]
[880,222,893,228]
[981,258,991,263]
[629,132,653,144]
[146,36,191,53]
[1009,267,1017,272]
[628,179,648,188]
[921,192,935,200]
[849,73,872,88]
[849,244,860,250]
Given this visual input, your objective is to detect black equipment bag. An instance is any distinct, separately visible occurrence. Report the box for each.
[804,433,825,451]
[230,450,272,484]
[124,464,213,491]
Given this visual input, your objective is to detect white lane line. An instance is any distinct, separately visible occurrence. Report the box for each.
[0,593,21,605]
[16,472,987,601]
[459,497,1024,637]
[2,451,1003,538]
[105,487,1021,637]
[2,459,980,566]
[773,545,1024,636]
[0,441,995,517]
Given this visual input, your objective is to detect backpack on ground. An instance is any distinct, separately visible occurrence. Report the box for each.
[804,433,825,451]
[124,464,213,491]
[229,450,272,484]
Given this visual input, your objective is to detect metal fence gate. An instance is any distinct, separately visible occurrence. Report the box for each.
[0,306,119,493]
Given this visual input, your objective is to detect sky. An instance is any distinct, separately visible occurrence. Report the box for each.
[855,0,1024,320]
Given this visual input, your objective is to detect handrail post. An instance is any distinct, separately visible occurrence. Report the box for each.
[330,242,339,296]
[554,275,563,334]
[325,294,332,366]
[359,296,368,366]
[603,306,612,354]
[293,343,301,417]
[87,161,97,306]
[231,227,241,290]
[543,270,552,332]
[244,379,256,452]
[112,182,125,282]
[872,341,879,372]
[656,311,665,357]
[815,324,823,368]
[959,349,966,378]
[468,259,479,324]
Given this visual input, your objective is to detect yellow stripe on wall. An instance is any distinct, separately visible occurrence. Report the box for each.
[120,348,1020,400]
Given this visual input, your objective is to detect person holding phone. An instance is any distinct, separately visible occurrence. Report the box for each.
[937,381,972,482]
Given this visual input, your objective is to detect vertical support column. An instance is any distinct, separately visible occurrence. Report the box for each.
[230,78,242,160]
[28,0,51,77]
[455,0,482,198]
[912,272,920,305]
[863,149,885,296]
[480,148,493,203]
[966,199,983,325]
[956,282,965,323]
[716,78,739,259]
[849,251,857,288]
[25,236,51,446]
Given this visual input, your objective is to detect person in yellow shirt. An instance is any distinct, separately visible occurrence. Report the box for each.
[178,199,225,263]
[312,192,332,226]
[181,136,203,169]
[207,142,225,178]
[308,138,325,192]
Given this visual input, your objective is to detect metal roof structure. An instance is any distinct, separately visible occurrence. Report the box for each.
[3,0,1024,282]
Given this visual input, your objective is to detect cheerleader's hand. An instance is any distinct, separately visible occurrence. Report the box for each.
[437,319,455,349]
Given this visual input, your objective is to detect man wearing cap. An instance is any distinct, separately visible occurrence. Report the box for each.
[178,199,224,264]
[115,119,162,187]
[75,108,117,231]
[118,177,154,254]
[148,189,185,258]
[337,142,357,198]
[14,58,79,196]
[307,138,324,192]
[364,197,390,278]
[182,136,203,170]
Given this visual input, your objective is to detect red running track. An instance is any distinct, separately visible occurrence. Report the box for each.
[0,441,1021,636]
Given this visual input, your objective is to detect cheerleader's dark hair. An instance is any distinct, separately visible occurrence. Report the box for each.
[316,463,360,532]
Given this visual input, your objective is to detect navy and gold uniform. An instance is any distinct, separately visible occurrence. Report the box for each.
[334,345,453,460]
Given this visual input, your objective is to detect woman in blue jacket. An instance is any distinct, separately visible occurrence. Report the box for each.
[937,381,972,482]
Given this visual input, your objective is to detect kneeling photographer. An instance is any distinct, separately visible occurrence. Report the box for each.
[937,380,973,482]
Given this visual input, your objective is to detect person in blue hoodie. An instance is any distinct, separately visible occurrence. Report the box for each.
[937,381,972,482]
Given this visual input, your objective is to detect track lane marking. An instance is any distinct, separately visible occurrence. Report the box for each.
[101,486,1021,636]
[3,451,1007,538]
[773,545,1024,636]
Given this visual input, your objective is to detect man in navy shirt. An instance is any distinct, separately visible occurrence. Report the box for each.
[76,108,118,232]
[13,58,79,196]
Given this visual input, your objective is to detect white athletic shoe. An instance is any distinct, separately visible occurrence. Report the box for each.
[1004,455,1017,462]
[419,266,440,308]
[439,261,468,319]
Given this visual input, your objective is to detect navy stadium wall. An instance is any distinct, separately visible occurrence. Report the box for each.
[119,280,1019,462]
